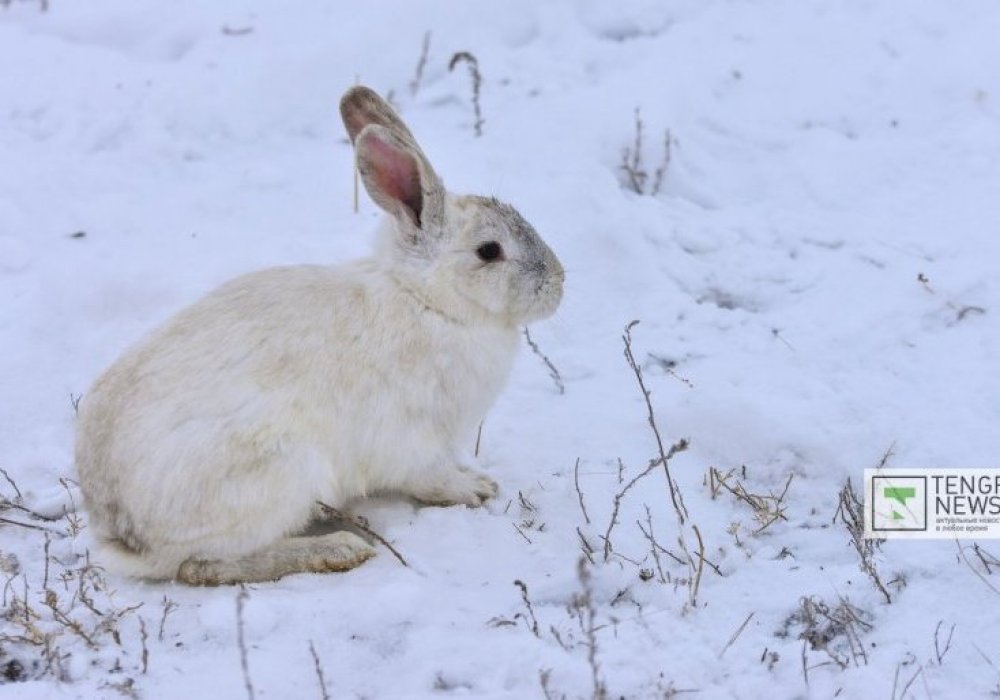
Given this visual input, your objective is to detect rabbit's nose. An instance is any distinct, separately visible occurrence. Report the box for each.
[544,249,565,283]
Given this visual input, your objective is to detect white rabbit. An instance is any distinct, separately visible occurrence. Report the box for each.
[75,86,564,585]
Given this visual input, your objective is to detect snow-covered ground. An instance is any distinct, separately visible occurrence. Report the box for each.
[3,1,1000,697]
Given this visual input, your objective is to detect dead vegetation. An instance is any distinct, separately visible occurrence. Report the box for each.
[834,478,893,604]
[708,466,794,536]
[492,560,608,699]
[448,51,484,137]
[779,595,873,685]
[523,327,565,395]
[0,471,145,685]
[619,108,672,196]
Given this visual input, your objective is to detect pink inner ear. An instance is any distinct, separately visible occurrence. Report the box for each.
[367,135,422,223]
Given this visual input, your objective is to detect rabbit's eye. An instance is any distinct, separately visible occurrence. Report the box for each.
[476,241,504,263]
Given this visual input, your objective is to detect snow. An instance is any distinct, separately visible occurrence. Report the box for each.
[2,0,1000,697]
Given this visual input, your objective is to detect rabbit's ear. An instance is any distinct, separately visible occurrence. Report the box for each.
[355,125,441,229]
[340,86,416,146]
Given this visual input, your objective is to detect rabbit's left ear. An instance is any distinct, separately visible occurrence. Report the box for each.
[340,86,417,146]
[355,124,441,229]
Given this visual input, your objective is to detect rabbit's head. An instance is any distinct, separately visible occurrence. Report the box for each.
[340,87,564,327]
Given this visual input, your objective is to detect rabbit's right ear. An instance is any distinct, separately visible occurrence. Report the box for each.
[340,86,416,146]
[354,124,442,230]
[340,86,444,233]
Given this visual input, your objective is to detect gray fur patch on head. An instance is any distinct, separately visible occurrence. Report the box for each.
[474,196,552,272]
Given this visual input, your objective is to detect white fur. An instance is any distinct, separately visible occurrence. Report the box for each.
[75,86,563,583]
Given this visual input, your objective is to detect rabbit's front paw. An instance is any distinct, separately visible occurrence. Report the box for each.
[411,466,498,508]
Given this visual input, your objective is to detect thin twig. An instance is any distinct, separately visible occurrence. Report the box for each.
[637,505,666,583]
[0,499,58,522]
[898,665,924,700]
[474,421,484,458]
[308,640,331,700]
[448,52,484,136]
[523,327,565,394]
[623,321,689,521]
[236,586,255,700]
[876,442,896,470]
[513,580,540,638]
[802,640,819,691]
[574,558,607,700]
[43,533,51,589]
[58,478,83,537]
[0,467,23,499]
[691,524,706,604]
[620,108,645,194]
[316,502,409,568]
[956,540,1000,596]
[159,596,178,642]
[43,590,96,648]
[139,617,149,674]
[835,478,891,604]
[650,129,672,196]
[623,320,701,606]
[718,612,755,658]
[0,517,60,533]
[574,458,590,525]
[601,458,660,561]
[576,526,596,565]
[972,542,999,574]
[934,620,955,664]
[409,31,432,97]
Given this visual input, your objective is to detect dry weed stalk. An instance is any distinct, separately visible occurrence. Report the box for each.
[623,322,688,521]
[513,579,541,638]
[523,327,565,394]
[500,563,610,698]
[1,549,144,683]
[409,31,432,96]
[636,504,683,584]
[571,558,607,700]
[718,611,755,658]
[539,668,566,700]
[956,541,1000,597]
[601,457,665,562]
[448,51,484,136]
[1,468,59,527]
[788,595,872,675]
[834,478,892,604]
[158,596,178,642]
[891,660,924,700]
[138,617,149,674]
[933,620,955,665]
[709,467,794,535]
[972,542,999,574]
[316,501,408,567]
[620,108,672,196]
[308,640,331,700]
[58,478,84,537]
[622,321,703,606]
[574,459,591,525]
[236,586,255,700]
[576,527,596,565]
